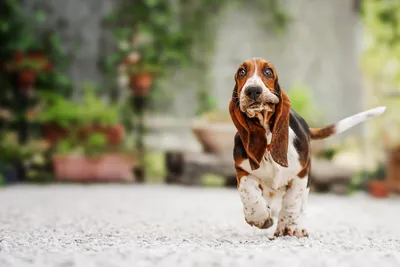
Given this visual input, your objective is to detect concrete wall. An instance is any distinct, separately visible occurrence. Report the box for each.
[210,0,363,129]
[24,0,364,136]
[23,0,117,96]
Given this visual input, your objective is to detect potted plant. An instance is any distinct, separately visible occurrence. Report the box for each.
[4,50,52,93]
[120,55,161,97]
[52,132,136,183]
[366,164,389,198]
[36,84,125,146]
[0,132,49,184]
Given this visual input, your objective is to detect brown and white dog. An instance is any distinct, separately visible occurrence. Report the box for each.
[229,58,386,238]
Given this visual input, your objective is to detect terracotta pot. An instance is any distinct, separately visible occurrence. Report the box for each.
[52,154,135,182]
[106,124,125,145]
[17,70,37,92]
[129,73,152,96]
[42,123,69,144]
[387,147,400,193]
[78,124,125,146]
[5,51,52,93]
[368,180,389,198]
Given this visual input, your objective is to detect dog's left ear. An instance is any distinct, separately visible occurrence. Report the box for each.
[269,80,291,168]
[229,85,267,170]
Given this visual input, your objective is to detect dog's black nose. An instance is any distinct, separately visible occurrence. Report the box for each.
[245,86,262,100]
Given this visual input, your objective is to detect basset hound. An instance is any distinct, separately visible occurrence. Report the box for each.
[229,58,386,238]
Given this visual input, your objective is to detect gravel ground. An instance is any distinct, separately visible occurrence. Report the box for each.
[0,184,400,267]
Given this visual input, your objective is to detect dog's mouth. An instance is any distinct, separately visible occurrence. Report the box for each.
[246,102,275,118]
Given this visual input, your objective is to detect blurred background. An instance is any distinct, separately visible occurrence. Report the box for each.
[0,0,399,198]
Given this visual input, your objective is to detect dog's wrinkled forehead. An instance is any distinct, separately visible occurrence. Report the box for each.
[234,58,278,93]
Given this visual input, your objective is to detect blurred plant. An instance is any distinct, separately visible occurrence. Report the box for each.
[0,0,72,98]
[0,0,73,157]
[0,132,49,163]
[85,133,108,157]
[104,0,289,113]
[361,0,400,148]
[362,0,400,86]
[201,173,226,188]
[36,82,122,128]
[0,132,50,184]
[54,131,134,158]
[288,83,325,125]
[144,151,166,182]
[349,162,387,194]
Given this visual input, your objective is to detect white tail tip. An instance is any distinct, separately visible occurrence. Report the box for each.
[369,106,387,117]
[335,106,387,134]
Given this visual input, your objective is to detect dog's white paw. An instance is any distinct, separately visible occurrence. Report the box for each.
[274,223,308,238]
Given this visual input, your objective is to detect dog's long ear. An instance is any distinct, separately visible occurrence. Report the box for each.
[229,84,267,170]
[269,80,291,168]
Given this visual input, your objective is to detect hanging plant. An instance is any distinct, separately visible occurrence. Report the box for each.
[4,50,53,93]
[105,0,289,110]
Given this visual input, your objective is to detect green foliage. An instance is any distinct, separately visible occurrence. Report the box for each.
[349,163,387,192]
[0,0,72,97]
[144,151,166,181]
[36,91,83,128]
[0,133,48,163]
[201,174,226,188]
[80,82,121,126]
[288,83,324,125]
[36,82,121,128]
[105,0,289,113]
[85,133,108,157]
[360,0,400,146]
[362,0,400,86]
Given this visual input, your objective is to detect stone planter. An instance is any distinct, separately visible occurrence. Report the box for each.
[52,154,135,183]
[191,122,237,155]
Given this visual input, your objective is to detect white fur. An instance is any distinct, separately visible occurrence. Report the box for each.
[239,128,301,189]
[238,128,309,237]
[238,175,271,228]
[335,106,386,134]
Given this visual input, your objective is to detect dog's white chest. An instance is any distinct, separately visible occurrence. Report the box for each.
[239,128,302,187]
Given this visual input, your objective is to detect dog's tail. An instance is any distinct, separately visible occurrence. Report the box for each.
[310,106,386,140]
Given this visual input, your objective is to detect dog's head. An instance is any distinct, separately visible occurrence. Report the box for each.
[229,58,291,170]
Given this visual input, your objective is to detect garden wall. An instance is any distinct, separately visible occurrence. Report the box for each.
[23,0,364,137]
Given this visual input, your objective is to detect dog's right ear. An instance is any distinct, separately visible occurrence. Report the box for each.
[229,84,267,170]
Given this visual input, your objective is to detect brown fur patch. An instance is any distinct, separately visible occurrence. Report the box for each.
[229,98,267,170]
[269,191,275,198]
[269,88,291,167]
[297,160,310,178]
[310,125,336,140]
[235,166,248,186]
[286,179,294,190]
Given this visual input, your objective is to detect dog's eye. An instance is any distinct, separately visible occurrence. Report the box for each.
[238,68,247,77]
[263,68,273,78]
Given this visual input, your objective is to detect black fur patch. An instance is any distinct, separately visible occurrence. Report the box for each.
[233,132,248,162]
[274,80,281,95]
[289,109,312,187]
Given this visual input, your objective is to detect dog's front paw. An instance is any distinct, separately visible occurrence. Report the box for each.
[274,223,308,238]
[246,217,274,229]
